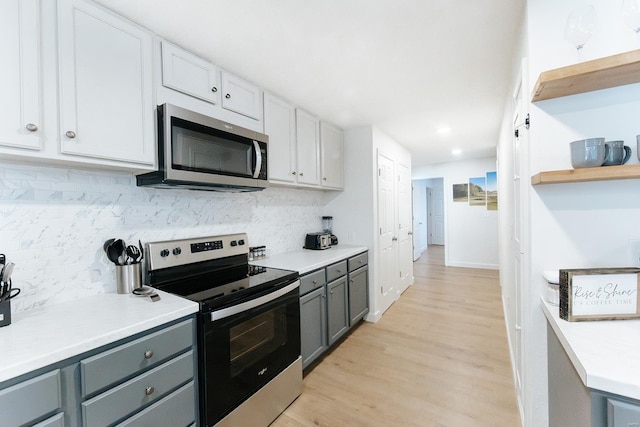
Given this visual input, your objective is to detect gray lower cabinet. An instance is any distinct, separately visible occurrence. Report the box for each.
[299,251,369,370]
[547,322,640,427]
[348,265,369,325]
[0,369,62,427]
[300,285,328,369]
[0,316,197,427]
[327,276,349,346]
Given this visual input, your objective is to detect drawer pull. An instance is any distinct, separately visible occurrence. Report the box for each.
[336,269,342,273]
[312,280,317,284]
[145,386,154,396]
[144,350,154,359]
[26,123,38,132]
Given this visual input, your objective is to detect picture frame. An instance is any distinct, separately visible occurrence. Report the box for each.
[559,267,640,321]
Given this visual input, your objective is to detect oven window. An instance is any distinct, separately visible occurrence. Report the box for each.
[171,117,253,177]
[229,309,286,377]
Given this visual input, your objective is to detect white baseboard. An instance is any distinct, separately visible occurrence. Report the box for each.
[447,261,499,270]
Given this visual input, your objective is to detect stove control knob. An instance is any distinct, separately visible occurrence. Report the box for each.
[230,241,237,247]
[160,249,170,257]
[238,239,245,245]
[172,247,182,256]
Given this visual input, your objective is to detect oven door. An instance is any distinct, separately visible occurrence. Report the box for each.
[200,280,300,426]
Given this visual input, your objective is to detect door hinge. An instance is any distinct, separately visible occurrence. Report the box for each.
[380,286,383,294]
[379,227,382,235]
[378,168,382,176]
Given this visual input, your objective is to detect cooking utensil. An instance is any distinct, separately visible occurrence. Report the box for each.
[112,239,126,265]
[126,245,141,264]
[106,243,121,265]
[0,282,20,302]
[139,240,144,261]
[2,263,14,284]
[103,238,116,253]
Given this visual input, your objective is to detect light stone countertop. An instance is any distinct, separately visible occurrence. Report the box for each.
[251,245,368,274]
[542,299,640,400]
[0,290,199,384]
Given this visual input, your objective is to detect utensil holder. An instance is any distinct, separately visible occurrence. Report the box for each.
[116,263,142,294]
[0,299,11,327]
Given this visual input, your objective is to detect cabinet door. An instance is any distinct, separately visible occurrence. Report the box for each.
[295,109,320,186]
[327,277,349,346]
[320,122,344,189]
[263,92,296,183]
[57,0,155,165]
[161,40,221,105]
[0,369,61,427]
[348,265,369,325]
[0,0,42,150]
[221,71,261,120]
[300,286,327,369]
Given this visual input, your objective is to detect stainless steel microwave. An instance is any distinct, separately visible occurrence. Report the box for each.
[137,104,268,192]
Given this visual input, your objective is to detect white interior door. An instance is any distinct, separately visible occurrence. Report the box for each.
[397,162,413,294]
[377,153,397,315]
[429,184,445,245]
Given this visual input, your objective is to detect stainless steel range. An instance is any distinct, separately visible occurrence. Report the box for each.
[145,233,302,427]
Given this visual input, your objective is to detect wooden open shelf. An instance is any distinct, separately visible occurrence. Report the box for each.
[531,164,640,185]
[531,49,640,102]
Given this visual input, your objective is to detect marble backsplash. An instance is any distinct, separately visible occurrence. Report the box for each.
[0,161,327,313]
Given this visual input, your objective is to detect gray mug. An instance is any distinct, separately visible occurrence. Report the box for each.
[603,140,631,166]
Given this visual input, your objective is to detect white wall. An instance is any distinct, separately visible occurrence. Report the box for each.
[496,1,640,425]
[411,178,433,255]
[325,125,411,322]
[0,161,327,313]
[413,157,499,269]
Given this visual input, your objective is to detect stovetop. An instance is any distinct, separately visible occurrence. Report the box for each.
[144,233,298,312]
[156,264,298,311]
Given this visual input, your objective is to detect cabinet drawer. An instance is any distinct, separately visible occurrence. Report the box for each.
[326,261,347,282]
[33,412,64,427]
[115,381,195,427]
[348,252,368,272]
[81,319,193,397]
[0,369,61,427]
[82,351,194,427]
[300,269,325,295]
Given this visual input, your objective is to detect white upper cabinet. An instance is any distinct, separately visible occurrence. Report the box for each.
[221,72,262,120]
[263,92,296,183]
[295,109,321,186]
[320,122,344,190]
[0,0,43,151]
[57,0,155,166]
[161,40,221,105]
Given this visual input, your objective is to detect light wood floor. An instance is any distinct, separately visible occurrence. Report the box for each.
[272,245,520,427]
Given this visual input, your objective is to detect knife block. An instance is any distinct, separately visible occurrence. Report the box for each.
[0,299,11,327]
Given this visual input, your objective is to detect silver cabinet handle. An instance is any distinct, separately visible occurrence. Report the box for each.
[65,131,76,139]
[292,171,296,175]
[211,87,218,93]
[225,93,231,99]
[336,269,342,274]
[144,350,154,359]
[25,123,38,132]
[145,386,154,396]
[330,290,334,295]
[299,172,304,176]
[312,280,317,284]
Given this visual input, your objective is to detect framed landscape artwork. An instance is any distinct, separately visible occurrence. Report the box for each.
[468,177,486,206]
[452,183,468,202]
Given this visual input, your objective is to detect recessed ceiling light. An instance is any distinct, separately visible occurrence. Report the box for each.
[452,149,462,155]
[437,126,451,134]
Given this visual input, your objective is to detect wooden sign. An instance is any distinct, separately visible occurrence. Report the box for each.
[559,268,640,321]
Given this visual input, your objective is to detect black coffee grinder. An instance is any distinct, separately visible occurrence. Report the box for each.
[322,216,338,246]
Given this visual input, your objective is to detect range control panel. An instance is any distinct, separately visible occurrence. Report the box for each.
[146,233,248,271]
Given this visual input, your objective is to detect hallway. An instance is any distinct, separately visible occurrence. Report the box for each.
[272,245,520,426]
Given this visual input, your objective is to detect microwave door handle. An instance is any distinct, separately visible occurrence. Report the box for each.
[252,140,262,179]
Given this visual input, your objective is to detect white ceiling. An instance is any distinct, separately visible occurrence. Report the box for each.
[96,0,526,167]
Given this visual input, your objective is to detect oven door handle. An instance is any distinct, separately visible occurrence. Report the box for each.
[210,280,299,322]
